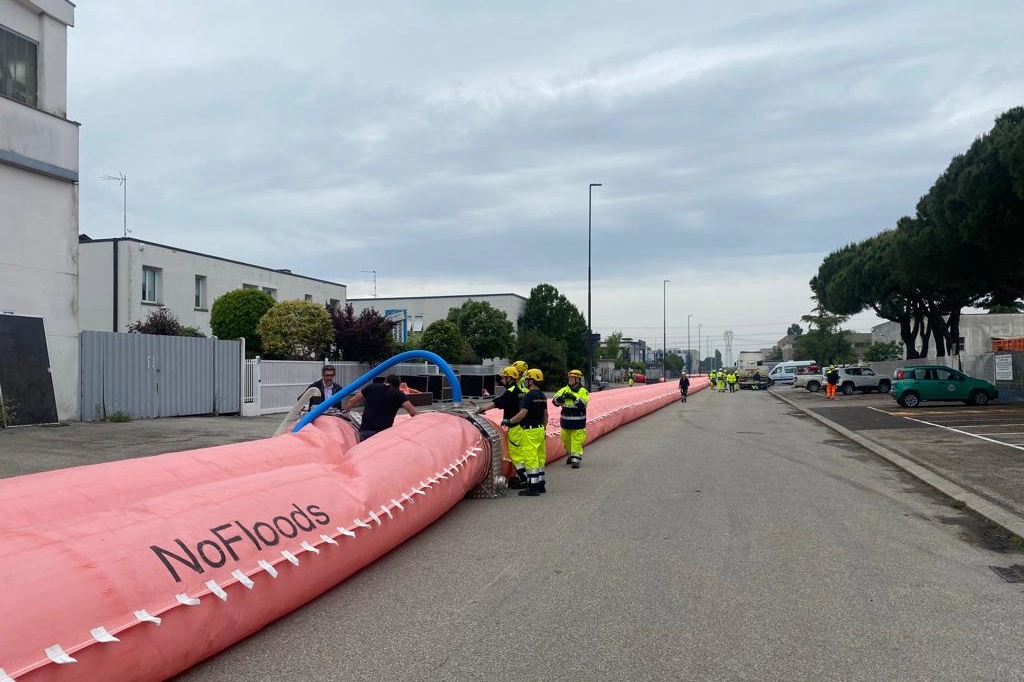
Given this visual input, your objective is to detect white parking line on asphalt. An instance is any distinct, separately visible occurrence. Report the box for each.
[867,406,1024,451]
[942,423,1024,428]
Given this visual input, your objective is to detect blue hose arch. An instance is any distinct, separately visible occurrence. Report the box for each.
[291,350,463,433]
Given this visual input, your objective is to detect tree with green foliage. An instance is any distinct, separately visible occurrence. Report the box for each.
[210,289,276,355]
[786,324,803,337]
[518,283,588,371]
[420,319,473,364]
[665,351,683,374]
[765,345,783,362]
[863,341,903,362]
[331,304,397,363]
[987,301,1024,314]
[127,307,205,337]
[445,300,515,361]
[256,300,334,359]
[514,328,567,387]
[794,303,854,365]
[814,107,1024,360]
[601,331,624,365]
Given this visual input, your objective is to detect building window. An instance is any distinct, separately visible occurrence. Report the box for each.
[412,315,424,333]
[0,26,38,107]
[262,287,277,300]
[195,275,207,310]
[142,267,160,303]
[328,298,340,311]
[304,294,313,302]
[242,283,257,290]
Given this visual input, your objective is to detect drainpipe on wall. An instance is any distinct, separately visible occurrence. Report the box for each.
[112,240,119,332]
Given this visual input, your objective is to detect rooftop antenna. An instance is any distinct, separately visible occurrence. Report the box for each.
[100,173,129,237]
[361,269,377,298]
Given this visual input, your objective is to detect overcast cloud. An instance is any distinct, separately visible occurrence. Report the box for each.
[69,1,1024,358]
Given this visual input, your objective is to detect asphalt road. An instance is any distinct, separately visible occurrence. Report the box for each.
[163,387,1024,682]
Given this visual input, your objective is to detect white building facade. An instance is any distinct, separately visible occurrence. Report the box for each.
[78,237,348,335]
[349,294,527,343]
[0,0,78,420]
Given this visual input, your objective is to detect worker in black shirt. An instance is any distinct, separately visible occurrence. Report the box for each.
[346,374,416,441]
[504,368,548,497]
[475,366,528,489]
[678,373,690,403]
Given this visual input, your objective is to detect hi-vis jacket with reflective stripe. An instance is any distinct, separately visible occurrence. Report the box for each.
[552,385,589,430]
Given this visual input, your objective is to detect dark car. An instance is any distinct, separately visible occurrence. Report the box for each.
[891,365,998,408]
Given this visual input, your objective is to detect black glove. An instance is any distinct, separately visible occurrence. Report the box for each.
[501,418,511,426]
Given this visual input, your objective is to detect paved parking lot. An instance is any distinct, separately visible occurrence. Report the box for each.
[774,385,1024,525]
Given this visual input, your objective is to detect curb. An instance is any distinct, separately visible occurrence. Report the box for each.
[769,389,1024,541]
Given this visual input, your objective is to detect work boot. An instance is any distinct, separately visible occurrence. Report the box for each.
[508,471,529,489]
[519,483,540,497]
[569,455,581,469]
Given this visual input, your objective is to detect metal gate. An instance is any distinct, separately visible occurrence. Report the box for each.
[80,331,242,421]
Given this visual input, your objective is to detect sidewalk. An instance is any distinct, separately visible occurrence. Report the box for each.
[771,387,1024,541]
[0,415,282,479]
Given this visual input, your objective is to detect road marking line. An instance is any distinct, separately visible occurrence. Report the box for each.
[974,432,1024,436]
[938,423,1024,428]
[896,416,1024,451]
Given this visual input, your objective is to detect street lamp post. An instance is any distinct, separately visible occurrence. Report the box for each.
[698,323,703,373]
[662,279,669,380]
[687,314,692,374]
[587,182,602,391]
[100,172,128,237]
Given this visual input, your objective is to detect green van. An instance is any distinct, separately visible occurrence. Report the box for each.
[891,366,998,407]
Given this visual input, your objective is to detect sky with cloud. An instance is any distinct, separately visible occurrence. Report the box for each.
[68,1,1024,359]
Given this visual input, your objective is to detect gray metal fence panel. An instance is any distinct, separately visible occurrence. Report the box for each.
[80,331,242,421]
[214,340,241,414]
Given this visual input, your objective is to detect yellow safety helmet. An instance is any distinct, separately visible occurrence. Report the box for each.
[568,369,584,379]
[498,366,519,380]
[525,368,544,383]
[513,360,529,375]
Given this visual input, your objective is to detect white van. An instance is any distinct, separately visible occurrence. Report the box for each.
[766,360,818,386]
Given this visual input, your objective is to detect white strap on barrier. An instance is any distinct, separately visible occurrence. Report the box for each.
[402,492,414,504]
[281,550,300,566]
[353,517,371,529]
[205,579,229,601]
[90,626,119,643]
[231,569,255,589]
[134,610,162,625]
[176,593,200,606]
[336,526,356,538]
[368,510,381,526]
[380,505,393,520]
[391,498,404,512]
[258,559,279,578]
[320,534,338,545]
[44,645,76,664]
[299,541,319,554]
[412,487,427,496]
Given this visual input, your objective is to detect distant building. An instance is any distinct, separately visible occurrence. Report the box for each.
[0,0,79,421]
[620,337,648,365]
[848,332,872,358]
[776,334,799,361]
[349,294,527,344]
[78,237,347,336]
